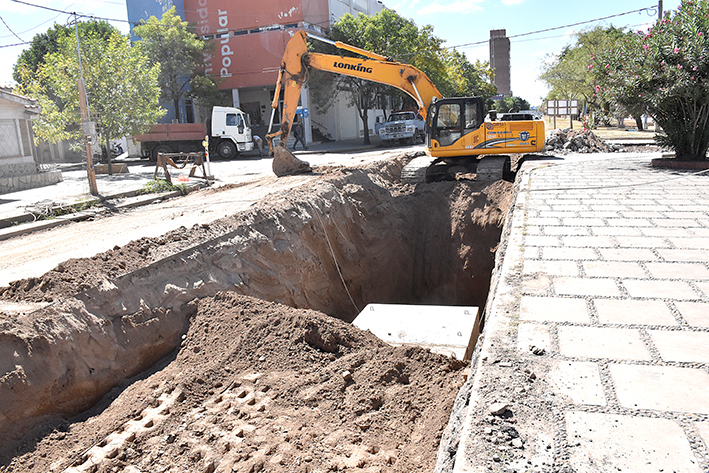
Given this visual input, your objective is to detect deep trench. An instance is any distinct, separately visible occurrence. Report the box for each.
[0,160,511,455]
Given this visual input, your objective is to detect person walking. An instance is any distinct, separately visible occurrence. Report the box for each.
[292,121,307,151]
[253,135,264,156]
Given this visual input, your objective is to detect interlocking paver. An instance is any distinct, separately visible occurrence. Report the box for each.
[542,226,589,236]
[594,299,677,325]
[560,236,615,247]
[562,217,606,227]
[620,211,666,218]
[519,296,589,323]
[524,235,560,247]
[613,236,671,248]
[523,259,578,276]
[649,330,709,363]
[605,218,653,227]
[577,211,620,218]
[669,237,709,249]
[554,277,621,297]
[548,361,605,406]
[598,248,657,261]
[645,262,709,280]
[582,261,646,278]
[516,323,549,353]
[566,411,702,473]
[526,217,561,226]
[623,279,699,299]
[610,364,709,413]
[652,218,703,227]
[676,301,709,327]
[520,274,551,294]
[557,326,651,360]
[641,227,694,237]
[589,226,642,236]
[657,248,709,262]
[542,247,598,260]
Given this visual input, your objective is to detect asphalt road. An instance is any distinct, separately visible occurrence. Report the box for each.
[0,146,411,287]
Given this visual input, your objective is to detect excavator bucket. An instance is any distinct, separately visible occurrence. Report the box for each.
[272,143,312,176]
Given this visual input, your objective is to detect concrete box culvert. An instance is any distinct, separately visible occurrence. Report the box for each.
[0,161,513,456]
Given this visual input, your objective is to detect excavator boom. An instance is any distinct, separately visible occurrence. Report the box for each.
[266,30,442,176]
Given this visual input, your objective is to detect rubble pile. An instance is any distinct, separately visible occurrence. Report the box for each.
[544,128,621,153]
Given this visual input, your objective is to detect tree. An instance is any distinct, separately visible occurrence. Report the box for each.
[319,9,494,144]
[593,1,709,160]
[134,7,222,122]
[492,96,531,113]
[539,26,637,124]
[15,26,164,170]
[440,49,497,100]
[12,21,115,86]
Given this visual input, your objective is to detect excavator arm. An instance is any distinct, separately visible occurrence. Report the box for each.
[266,30,443,176]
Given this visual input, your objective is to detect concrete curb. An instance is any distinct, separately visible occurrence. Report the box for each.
[0,182,205,241]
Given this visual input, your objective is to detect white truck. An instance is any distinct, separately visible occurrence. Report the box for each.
[135,106,254,161]
[378,111,425,144]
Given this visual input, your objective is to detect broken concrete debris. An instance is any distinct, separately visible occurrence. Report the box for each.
[544,128,622,154]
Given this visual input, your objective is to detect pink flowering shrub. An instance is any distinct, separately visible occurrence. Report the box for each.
[592,0,709,160]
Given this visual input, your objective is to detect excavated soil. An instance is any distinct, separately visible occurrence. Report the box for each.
[0,157,514,471]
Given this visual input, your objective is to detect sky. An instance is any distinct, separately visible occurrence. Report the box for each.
[1,0,683,105]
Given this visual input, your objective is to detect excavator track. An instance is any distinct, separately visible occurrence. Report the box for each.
[401,156,437,184]
[401,155,511,184]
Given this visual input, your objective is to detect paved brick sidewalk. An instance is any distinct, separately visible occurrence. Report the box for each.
[451,153,709,473]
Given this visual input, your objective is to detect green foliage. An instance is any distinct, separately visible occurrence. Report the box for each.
[134,7,219,121]
[593,0,709,160]
[12,21,114,86]
[15,26,165,149]
[491,96,531,113]
[316,9,494,144]
[138,179,188,195]
[539,26,633,107]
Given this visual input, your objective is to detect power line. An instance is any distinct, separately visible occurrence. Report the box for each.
[3,0,658,55]
[447,5,658,50]
[0,15,25,43]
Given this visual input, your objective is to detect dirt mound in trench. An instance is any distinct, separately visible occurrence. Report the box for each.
[4,293,467,472]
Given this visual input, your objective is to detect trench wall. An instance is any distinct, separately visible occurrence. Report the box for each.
[0,162,509,455]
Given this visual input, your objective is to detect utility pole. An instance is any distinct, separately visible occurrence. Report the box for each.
[658,0,663,20]
[74,14,98,196]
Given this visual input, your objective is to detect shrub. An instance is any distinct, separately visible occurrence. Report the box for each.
[593,1,709,160]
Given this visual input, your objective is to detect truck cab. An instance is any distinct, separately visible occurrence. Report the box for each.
[378,111,425,144]
[210,107,254,158]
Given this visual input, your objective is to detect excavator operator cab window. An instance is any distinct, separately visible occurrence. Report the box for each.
[464,100,479,131]
[433,103,462,146]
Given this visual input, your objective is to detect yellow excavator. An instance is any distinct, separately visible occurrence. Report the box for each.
[266,30,544,181]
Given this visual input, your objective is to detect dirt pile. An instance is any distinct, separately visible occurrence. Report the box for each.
[3,293,467,472]
[544,128,618,153]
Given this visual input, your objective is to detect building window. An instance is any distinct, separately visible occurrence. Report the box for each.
[0,119,21,158]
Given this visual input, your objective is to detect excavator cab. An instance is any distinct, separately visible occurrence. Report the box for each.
[427,97,485,153]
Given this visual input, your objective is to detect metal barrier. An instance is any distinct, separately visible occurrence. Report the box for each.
[153,152,212,185]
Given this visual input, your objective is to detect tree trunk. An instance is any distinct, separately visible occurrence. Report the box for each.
[104,128,113,176]
[635,115,644,131]
[362,110,370,145]
[174,98,181,123]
